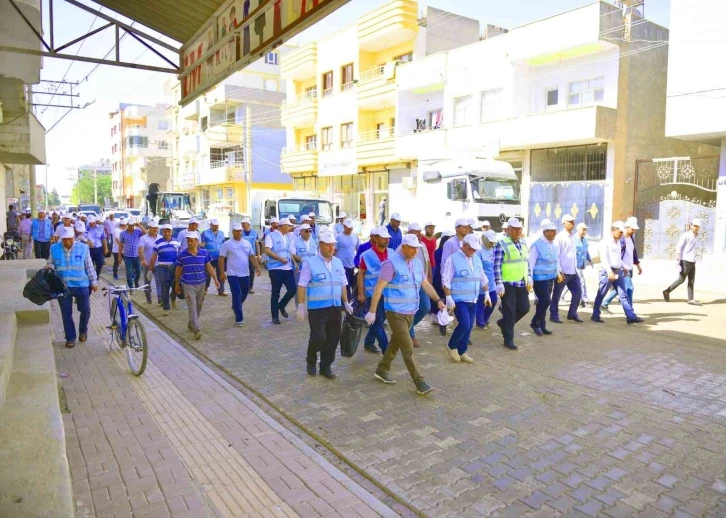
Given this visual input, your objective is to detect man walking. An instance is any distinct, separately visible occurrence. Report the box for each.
[663,217,702,305]
[265,217,296,324]
[177,217,199,251]
[574,223,592,306]
[442,234,490,363]
[550,214,583,323]
[602,217,642,313]
[591,221,643,324]
[296,232,352,379]
[219,223,261,327]
[397,222,431,347]
[118,218,147,289]
[111,219,127,280]
[241,217,259,294]
[291,223,317,264]
[378,197,387,226]
[139,221,161,304]
[201,218,227,296]
[358,226,392,354]
[86,216,108,278]
[333,212,347,234]
[149,224,181,316]
[441,219,468,267]
[475,230,499,329]
[47,227,98,348]
[494,218,533,350]
[386,213,403,250]
[528,221,561,337]
[19,212,33,259]
[420,222,437,269]
[31,209,53,259]
[365,234,446,395]
[174,232,221,339]
[6,204,19,232]
[104,212,117,250]
[53,213,73,243]
[335,218,359,299]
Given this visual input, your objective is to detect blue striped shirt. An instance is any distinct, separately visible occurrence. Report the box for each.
[175,249,211,285]
[154,237,181,265]
[118,228,144,258]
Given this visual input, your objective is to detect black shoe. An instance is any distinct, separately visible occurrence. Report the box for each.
[530,325,544,337]
[627,317,644,325]
[272,317,281,325]
[567,316,584,323]
[496,319,504,332]
[580,301,587,308]
[662,290,670,302]
[279,307,289,318]
[467,339,473,346]
[320,369,337,380]
[439,324,447,336]
[601,305,612,314]
[364,345,382,354]
[415,381,434,395]
[306,363,316,376]
[591,316,605,323]
[550,317,563,324]
[542,328,553,335]
[504,342,518,350]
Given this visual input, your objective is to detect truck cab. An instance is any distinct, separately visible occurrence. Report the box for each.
[260,197,334,233]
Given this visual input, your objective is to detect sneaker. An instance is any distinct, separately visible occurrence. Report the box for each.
[662,290,670,302]
[415,381,434,395]
[235,321,244,327]
[194,329,202,340]
[687,299,702,306]
[601,305,612,314]
[460,353,474,364]
[374,370,396,384]
[163,310,170,316]
[446,346,461,362]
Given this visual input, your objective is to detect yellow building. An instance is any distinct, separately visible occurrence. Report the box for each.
[280,0,480,225]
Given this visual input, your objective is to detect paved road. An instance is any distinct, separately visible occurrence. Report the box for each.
[110,262,726,517]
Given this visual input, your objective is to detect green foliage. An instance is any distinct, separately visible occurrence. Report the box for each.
[46,188,61,208]
[71,173,112,205]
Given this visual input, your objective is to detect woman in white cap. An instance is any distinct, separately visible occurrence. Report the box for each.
[663,217,702,305]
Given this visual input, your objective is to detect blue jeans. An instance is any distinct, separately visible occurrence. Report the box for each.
[476,290,498,327]
[449,301,476,354]
[227,275,250,323]
[269,268,296,319]
[58,287,91,342]
[531,279,554,331]
[123,256,141,288]
[153,265,177,310]
[364,297,389,352]
[593,269,637,320]
[409,288,431,339]
[550,273,582,320]
[603,270,634,307]
[206,257,226,293]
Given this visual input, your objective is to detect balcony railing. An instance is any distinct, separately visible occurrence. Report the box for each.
[359,65,385,84]
[282,142,318,154]
[211,159,244,169]
[282,89,318,106]
[358,127,396,142]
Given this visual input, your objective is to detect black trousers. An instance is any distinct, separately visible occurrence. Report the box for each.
[498,284,530,344]
[344,267,355,300]
[306,306,342,371]
[34,240,50,260]
[666,260,696,300]
[90,247,105,278]
[112,253,121,277]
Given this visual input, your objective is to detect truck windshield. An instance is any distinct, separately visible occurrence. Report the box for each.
[159,194,192,213]
[278,200,334,225]
[79,205,101,214]
[470,178,520,204]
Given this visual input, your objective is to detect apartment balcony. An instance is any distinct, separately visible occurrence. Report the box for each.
[0,112,46,165]
[281,90,318,128]
[358,0,418,52]
[205,122,243,144]
[180,99,199,120]
[357,64,397,111]
[396,127,448,161]
[280,42,317,80]
[281,143,318,174]
[357,129,396,167]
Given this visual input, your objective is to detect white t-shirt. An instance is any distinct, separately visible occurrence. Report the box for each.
[54,223,72,238]
[219,238,254,277]
[139,234,158,264]
[112,228,122,254]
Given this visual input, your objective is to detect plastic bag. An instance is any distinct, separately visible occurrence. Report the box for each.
[340,304,367,358]
[22,268,69,306]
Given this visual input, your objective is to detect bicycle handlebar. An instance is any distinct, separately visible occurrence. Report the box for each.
[102,284,151,294]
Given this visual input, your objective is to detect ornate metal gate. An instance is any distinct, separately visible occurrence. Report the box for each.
[634,156,719,259]
[529,182,606,239]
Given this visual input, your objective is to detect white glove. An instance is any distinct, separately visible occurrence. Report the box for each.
[496,283,505,297]
[344,302,354,315]
[364,311,376,325]
[445,295,456,311]
[296,306,306,322]
[484,292,492,307]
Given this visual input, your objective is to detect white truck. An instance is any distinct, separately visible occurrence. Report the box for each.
[256,195,335,234]
[414,158,523,232]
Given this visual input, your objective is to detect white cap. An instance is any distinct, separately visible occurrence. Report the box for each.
[691,217,702,226]
[612,221,626,231]
[483,229,498,242]
[210,218,219,226]
[241,217,251,224]
[442,230,455,237]
[119,218,128,225]
[288,214,297,221]
[338,212,347,219]
[466,218,477,227]
[308,212,316,218]
[540,218,553,229]
[424,221,435,228]
[318,232,336,244]
[369,227,379,236]
[162,224,173,230]
[542,221,558,231]
[232,223,243,231]
[561,214,575,223]
[74,221,86,232]
[270,217,280,224]
[301,215,311,222]
[401,234,424,248]
[507,217,523,228]
[279,218,293,226]
[148,220,159,228]
[127,217,136,225]
[455,218,468,228]
[390,213,402,221]
[377,226,391,239]
[185,231,201,240]
[87,215,97,223]
[80,213,87,218]
[624,217,639,230]
[502,222,510,229]
[463,234,482,250]
[576,222,589,230]
[343,218,354,228]
[62,213,71,219]
[299,223,311,230]
[60,227,75,239]
[481,220,491,227]
[408,222,421,231]
[188,217,198,224]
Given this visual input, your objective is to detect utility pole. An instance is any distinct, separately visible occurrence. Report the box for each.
[28,87,37,216]
[45,164,49,209]
[244,105,252,215]
[94,165,98,205]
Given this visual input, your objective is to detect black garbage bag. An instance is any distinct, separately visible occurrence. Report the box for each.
[340,304,367,358]
[23,268,69,306]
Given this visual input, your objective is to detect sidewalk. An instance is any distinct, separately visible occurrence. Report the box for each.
[52,291,398,518]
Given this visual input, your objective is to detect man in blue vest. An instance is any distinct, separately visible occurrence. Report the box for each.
[290,223,318,265]
[47,227,98,348]
[265,217,296,324]
[442,234,490,363]
[357,226,392,354]
[241,217,259,294]
[386,213,403,251]
[296,231,353,379]
[31,209,54,259]
[201,218,227,296]
[528,221,562,337]
[365,234,446,395]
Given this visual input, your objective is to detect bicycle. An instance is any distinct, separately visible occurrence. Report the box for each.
[103,284,150,376]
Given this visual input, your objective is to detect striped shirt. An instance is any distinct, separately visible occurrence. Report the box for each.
[87,225,106,248]
[118,228,144,258]
[154,237,181,266]
[175,249,211,285]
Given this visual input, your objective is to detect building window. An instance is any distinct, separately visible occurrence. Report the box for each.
[568,77,604,106]
[394,52,413,63]
[341,122,354,148]
[157,120,169,130]
[305,135,317,150]
[264,78,279,91]
[126,136,149,148]
[341,63,354,91]
[546,88,559,110]
[265,52,278,65]
[158,141,169,150]
[480,89,505,123]
[530,144,607,182]
[427,109,443,129]
[453,95,473,127]
[376,123,386,139]
[321,126,333,151]
[322,71,333,97]
[200,116,208,131]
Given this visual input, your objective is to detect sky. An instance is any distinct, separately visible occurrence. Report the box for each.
[37,0,672,196]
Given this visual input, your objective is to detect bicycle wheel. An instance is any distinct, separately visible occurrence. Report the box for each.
[125,318,148,376]
[109,298,123,348]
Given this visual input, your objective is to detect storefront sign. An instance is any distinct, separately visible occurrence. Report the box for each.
[318,151,357,177]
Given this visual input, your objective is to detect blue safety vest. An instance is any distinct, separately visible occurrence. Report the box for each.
[306,255,345,310]
[532,237,558,281]
[242,229,258,254]
[31,219,53,242]
[476,247,496,293]
[293,236,317,262]
[51,241,90,288]
[450,250,482,303]
[383,253,422,313]
[202,229,225,259]
[360,247,393,297]
[266,231,291,270]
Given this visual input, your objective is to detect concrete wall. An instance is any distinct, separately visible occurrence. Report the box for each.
[0,1,42,85]
[417,6,480,57]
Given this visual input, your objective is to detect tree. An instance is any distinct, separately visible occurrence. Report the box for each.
[71,173,112,205]
[47,188,61,208]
